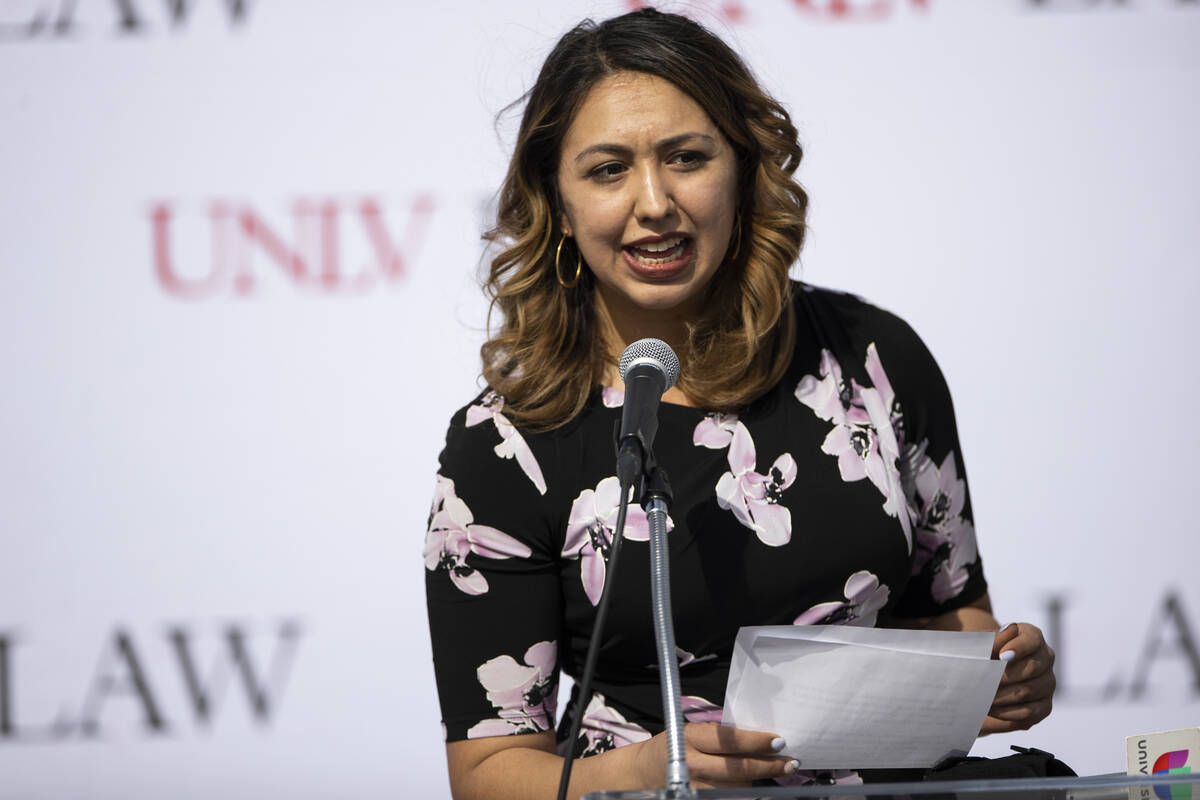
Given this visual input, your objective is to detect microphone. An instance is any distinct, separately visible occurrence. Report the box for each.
[616,338,680,485]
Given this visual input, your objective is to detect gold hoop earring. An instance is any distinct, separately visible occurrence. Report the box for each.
[555,237,582,288]
[728,211,743,262]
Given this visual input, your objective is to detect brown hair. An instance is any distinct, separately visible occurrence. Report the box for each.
[481,8,807,430]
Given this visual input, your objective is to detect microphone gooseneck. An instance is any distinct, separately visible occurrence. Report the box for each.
[555,338,683,800]
[616,339,691,794]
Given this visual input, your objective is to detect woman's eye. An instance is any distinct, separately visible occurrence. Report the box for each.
[671,151,709,168]
[589,162,626,180]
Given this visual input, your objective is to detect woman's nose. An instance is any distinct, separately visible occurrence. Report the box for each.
[632,166,676,222]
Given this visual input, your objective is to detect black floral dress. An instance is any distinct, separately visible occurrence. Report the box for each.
[424,284,986,783]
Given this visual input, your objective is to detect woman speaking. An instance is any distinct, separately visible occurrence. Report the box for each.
[424,8,1055,799]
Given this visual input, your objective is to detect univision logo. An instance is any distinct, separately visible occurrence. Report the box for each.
[1153,749,1193,800]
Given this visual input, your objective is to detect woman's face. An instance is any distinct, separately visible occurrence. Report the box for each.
[556,71,739,336]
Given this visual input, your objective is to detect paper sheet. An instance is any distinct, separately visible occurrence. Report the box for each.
[721,625,1005,769]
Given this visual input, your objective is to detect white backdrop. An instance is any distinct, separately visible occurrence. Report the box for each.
[1,0,1198,797]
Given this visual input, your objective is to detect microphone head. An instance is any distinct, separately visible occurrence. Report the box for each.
[618,338,680,391]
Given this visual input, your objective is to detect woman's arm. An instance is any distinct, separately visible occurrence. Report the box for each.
[446,725,797,800]
[901,593,1001,633]
[892,593,1056,734]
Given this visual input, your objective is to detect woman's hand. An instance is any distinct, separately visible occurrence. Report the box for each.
[629,722,797,789]
[983,622,1056,734]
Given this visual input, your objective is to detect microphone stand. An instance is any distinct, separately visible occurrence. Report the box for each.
[564,435,691,800]
[639,461,694,799]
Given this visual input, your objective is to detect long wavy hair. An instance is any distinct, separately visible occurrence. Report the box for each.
[481,8,808,430]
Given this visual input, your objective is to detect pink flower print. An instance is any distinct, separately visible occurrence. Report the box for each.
[601,386,624,408]
[862,343,909,510]
[794,349,886,489]
[793,570,890,627]
[693,412,739,449]
[695,413,799,546]
[467,640,557,738]
[818,413,887,485]
[675,646,717,668]
[910,448,967,533]
[859,370,912,550]
[424,476,532,595]
[795,345,912,553]
[681,695,723,723]
[713,421,797,546]
[428,473,454,521]
[794,350,868,426]
[562,476,668,606]
[465,391,547,495]
[647,646,718,671]
[908,448,978,603]
[567,691,652,757]
[921,521,977,603]
[864,341,904,441]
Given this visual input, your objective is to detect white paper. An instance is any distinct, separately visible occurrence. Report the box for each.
[721,625,1005,769]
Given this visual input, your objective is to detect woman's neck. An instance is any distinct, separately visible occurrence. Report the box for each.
[594,297,698,407]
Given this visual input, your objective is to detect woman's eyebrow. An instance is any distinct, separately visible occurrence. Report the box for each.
[573,143,633,163]
[656,132,717,151]
[572,132,718,164]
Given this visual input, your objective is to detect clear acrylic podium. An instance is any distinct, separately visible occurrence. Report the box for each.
[584,771,1200,799]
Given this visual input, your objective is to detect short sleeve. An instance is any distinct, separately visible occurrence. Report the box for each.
[424,392,564,742]
[866,310,988,619]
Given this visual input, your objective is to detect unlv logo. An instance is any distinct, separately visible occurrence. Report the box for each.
[149,195,435,299]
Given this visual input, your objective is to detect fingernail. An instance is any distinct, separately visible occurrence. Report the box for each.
[999,650,1016,663]
[785,759,800,774]
[770,737,787,752]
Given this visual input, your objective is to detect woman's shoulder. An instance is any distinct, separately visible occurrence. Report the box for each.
[443,387,606,440]
[437,386,612,500]
[792,281,948,400]
[443,388,508,432]
[798,280,930,349]
[435,388,554,506]
[795,281,917,340]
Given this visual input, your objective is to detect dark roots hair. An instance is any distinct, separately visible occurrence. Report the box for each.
[481,7,808,430]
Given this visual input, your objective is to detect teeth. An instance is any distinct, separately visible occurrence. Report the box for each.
[637,236,684,253]
[629,238,687,265]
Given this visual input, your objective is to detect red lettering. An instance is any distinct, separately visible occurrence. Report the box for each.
[291,198,343,290]
[792,0,928,19]
[150,202,226,301]
[722,1,747,23]
[359,194,435,282]
[319,199,339,289]
[233,206,309,295]
[152,195,433,298]
[625,0,745,23]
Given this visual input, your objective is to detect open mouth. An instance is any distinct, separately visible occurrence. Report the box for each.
[624,236,692,268]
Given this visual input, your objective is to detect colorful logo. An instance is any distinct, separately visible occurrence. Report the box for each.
[1152,749,1192,800]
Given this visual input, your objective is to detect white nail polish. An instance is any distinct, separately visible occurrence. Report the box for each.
[770,737,786,752]
[785,759,800,774]
[999,650,1016,663]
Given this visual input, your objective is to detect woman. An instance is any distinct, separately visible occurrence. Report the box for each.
[424,8,1055,799]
